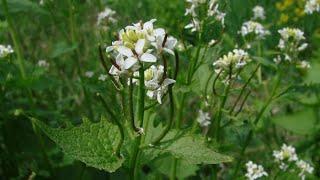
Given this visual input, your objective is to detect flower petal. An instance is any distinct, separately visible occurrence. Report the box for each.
[135,39,145,55]
[124,57,138,69]
[140,53,157,62]
[118,46,133,57]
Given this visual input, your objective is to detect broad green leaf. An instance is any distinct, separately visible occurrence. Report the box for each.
[32,117,124,172]
[272,109,316,135]
[159,133,233,165]
[141,112,232,165]
[152,155,199,179]
[305,62,320,84]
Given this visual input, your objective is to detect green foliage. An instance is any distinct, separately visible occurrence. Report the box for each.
[32,117,124,172]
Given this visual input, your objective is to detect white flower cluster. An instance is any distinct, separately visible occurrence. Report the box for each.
[276,28,308,64]
[245,161,268,180]
[184,0,225,32]
[252,6,266,20]
[273,144,314,179]
[213,49,251,84]
[106,19,177,77]
[96,7,117,29]
[38,60,50,68]
[85,71,94,78]
[0,44,14,58]
[273,144,298,170]
[133,65,175,104]
[305,0,320,14]
[239,21,270,39]
[197,110,211,127]
[207,0,226,27]
[296,160,314,180]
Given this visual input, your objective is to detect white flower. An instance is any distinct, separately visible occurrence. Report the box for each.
[0,44,14,58]
[98,74,108,81]
[245,161,268,180]
[97,7,117,27]
[106,19,175,77]
[252,6,266,20]
[38,60,50,68]
[278,28,305,42]
[297,61,311,69]
[184,18,200,32]
[277,28,307,61]
[296,160,314,180]
[239,21,270,39]
[305,0,320,14]
[208,39,217,46]
[197,110,211,127]
[134,65,175,104]
[208,0,226,27]
[273,144,298,170]
[213,49,251,84]
[85,71,94,78]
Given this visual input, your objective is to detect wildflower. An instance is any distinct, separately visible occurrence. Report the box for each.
[184,18,200,32]
[296,160,314,180]
[273,144,298,170]
[85,71,94,78]
[252,6,266,20]
[96,7,117,28]
[106,19,177,77]
[208,39,217,46]
[239,21,270,39]
[134,65,175,104]
[245,161,268,180]
[277,28,307,62]
[305,0,320,14]
[297,61,311,69]
[207,0,226,27]
[38,60,50,68]
[197,110,211,127]
[213,49,251,84]
[98,74,108,81]
[0,44,14,58]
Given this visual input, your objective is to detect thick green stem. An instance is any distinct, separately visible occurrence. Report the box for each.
[130,64,146,180]
[232,72,282,178]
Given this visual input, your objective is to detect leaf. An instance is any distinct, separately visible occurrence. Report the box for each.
[32,117,124,172]
[0,0,48,15]
[159,133,233,165]
[152,155,199,179]
[272,109,317,135]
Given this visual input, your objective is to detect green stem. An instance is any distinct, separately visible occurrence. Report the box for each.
[214,82,231,140]
[129,77,139,133]
[130,64,146,180]
[170,158,178,180]
[232,72,282,178]
[151,85,174,145]
[2,0,25,78]
[229,64,260,115]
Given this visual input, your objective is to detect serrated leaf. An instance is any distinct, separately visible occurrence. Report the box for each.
[32,117,124,172]
[160,133,233,165]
